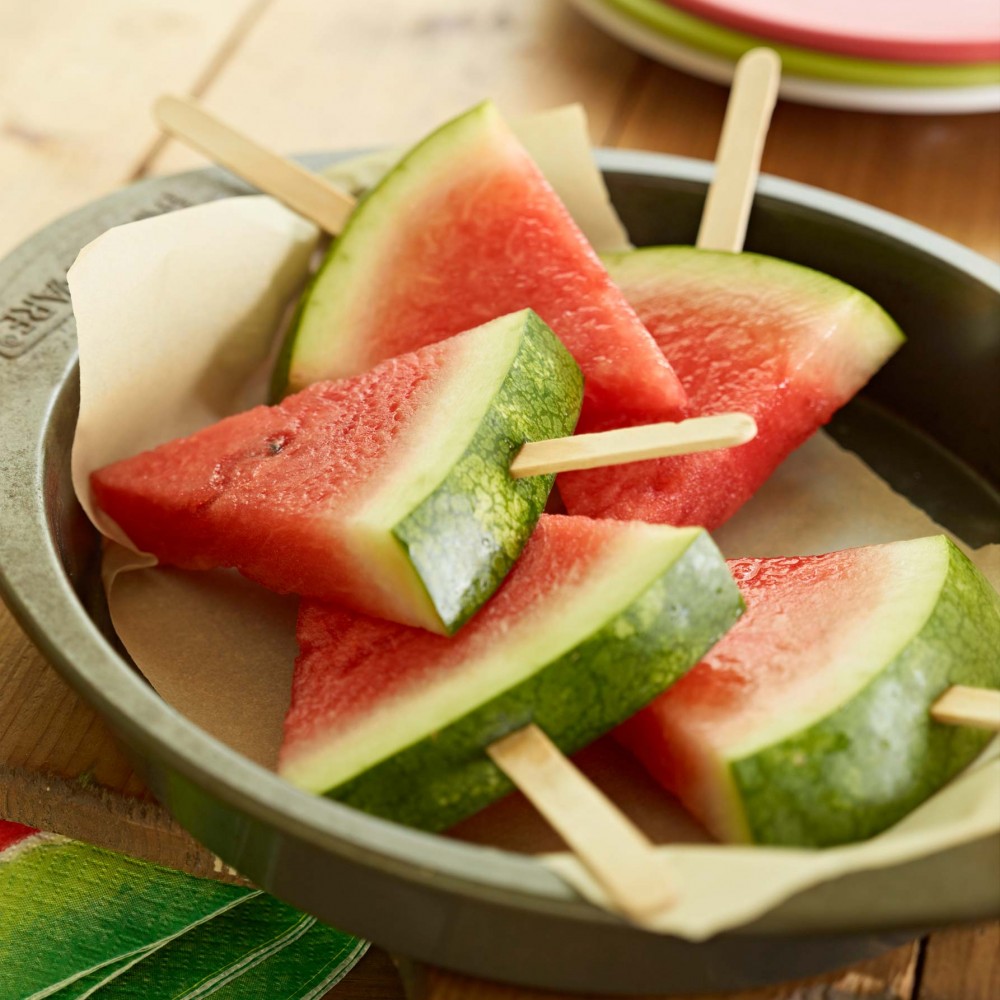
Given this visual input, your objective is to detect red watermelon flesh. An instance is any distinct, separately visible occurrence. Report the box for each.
[558,248,904,529]
[92,346,441,621]
[280,101,686,424]
[616,536,1000,847]
[0,820,37,854]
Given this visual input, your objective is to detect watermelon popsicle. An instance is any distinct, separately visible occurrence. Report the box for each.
[279,514,744,832]
[91,310,583,635]
[559,49,901,529]
[617,537,1000,847]
[557,247,905,526]
[271,100,687,425]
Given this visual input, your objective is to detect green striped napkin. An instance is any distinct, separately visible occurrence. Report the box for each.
[0,820,367,999]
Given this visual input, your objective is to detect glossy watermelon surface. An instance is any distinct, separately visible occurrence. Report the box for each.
[617,536,1000,847]
[558,248,904,529]
[280,514,742,831]
[277,102,686,424]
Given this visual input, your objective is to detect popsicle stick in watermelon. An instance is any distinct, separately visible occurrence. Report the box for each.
[616,537,1000,847]
[89,309,753,637]
[156,96,688,426]
[510,411,757,477]
[155,96,357,237]
[930,686,1000,731]
[486,725,677,918]
[696,47,781,254]
[280,514,744,919]
[558,44,905,529]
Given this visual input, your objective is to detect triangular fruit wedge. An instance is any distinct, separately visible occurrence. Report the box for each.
[559,248,905,528]
[0,820,38,855]
[91,310,582,635]
[617,536,1000,847]
[273,101,686,424]
[279,514,743,831]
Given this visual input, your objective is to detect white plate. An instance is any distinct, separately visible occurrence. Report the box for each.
[569,0,1000,113]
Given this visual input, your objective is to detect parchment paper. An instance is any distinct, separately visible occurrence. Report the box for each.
[71,195,317,765]
[67,119,999,937]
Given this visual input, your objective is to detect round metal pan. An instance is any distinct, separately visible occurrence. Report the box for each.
[1,152,998,995]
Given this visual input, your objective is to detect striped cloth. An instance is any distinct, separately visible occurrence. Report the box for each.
[0,820,367,1000]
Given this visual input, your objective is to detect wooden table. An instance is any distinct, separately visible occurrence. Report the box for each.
[1,2,998,998]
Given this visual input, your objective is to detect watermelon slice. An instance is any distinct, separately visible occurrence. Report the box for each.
[558,248,904,528]
[617,536,1000,847]
[274,101,686,424]
[279,514,743,831]
[91,310,583,635]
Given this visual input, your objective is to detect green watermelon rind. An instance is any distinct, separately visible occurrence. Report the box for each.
[729,537,1000,848]
[392,311,583,634]
[272,101,501,400]
[323,530,744,832]
[601,246,906,391]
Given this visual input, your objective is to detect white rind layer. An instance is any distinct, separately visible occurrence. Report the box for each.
[722,538,948,761]
[605,248,905,400]
[336,313,535,634]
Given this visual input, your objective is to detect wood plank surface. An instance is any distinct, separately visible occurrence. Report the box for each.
[148,0,641,173]
[413,940,922,1000]
[919,923,1000,1000]
[1,2,998,998]
[0,0,267,258]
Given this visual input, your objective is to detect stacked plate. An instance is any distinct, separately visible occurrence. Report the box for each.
[569,0,1000,113]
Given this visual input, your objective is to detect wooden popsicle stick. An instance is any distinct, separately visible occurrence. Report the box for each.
[154,95,357,234]
[931,686,1000,732]
[487,725,673,921]
[696,48,781,253]
[510,412,757,478]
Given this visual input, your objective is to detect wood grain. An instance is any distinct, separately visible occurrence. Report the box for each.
[415,938,922,1000]
[0,610,140,796]
[919,923,1000,1000]
[148,0,642,174]
[0,0,268,258]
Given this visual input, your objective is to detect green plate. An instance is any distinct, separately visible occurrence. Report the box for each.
[604,0,1000,87]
